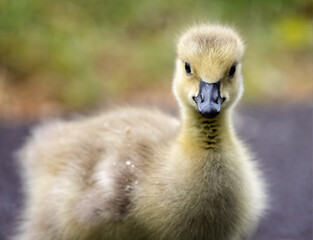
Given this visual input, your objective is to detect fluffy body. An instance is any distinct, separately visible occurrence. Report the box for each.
[14,24,266,240]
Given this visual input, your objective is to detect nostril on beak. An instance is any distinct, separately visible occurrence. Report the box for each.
[200,94,204,103]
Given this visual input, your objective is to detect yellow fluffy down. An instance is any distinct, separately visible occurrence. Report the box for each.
[14,24,266,240]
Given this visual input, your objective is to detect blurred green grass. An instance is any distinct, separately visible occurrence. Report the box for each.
[0,0,312,119]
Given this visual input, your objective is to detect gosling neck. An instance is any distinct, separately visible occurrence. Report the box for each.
[178,107,234,151]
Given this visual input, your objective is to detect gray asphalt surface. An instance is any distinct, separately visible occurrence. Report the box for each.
[0,104,312,240]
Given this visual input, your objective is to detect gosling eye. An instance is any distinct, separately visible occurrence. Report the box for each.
[185,61,192,75]
[228,64,237,78]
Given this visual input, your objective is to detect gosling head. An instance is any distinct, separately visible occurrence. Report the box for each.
[173,24,245,119]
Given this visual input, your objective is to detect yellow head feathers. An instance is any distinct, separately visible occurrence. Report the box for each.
[176,24,245,82]
[173,24,245,114]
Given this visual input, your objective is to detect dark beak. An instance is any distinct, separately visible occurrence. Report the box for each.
[193,80,224,119]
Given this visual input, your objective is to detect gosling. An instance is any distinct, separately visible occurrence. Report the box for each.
[14,24,267,240]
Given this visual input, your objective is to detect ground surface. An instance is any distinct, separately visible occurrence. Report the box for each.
[0,104,312,240]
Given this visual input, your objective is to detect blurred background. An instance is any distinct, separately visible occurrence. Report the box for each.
[0,0,312,240]
[0,0,312,121]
